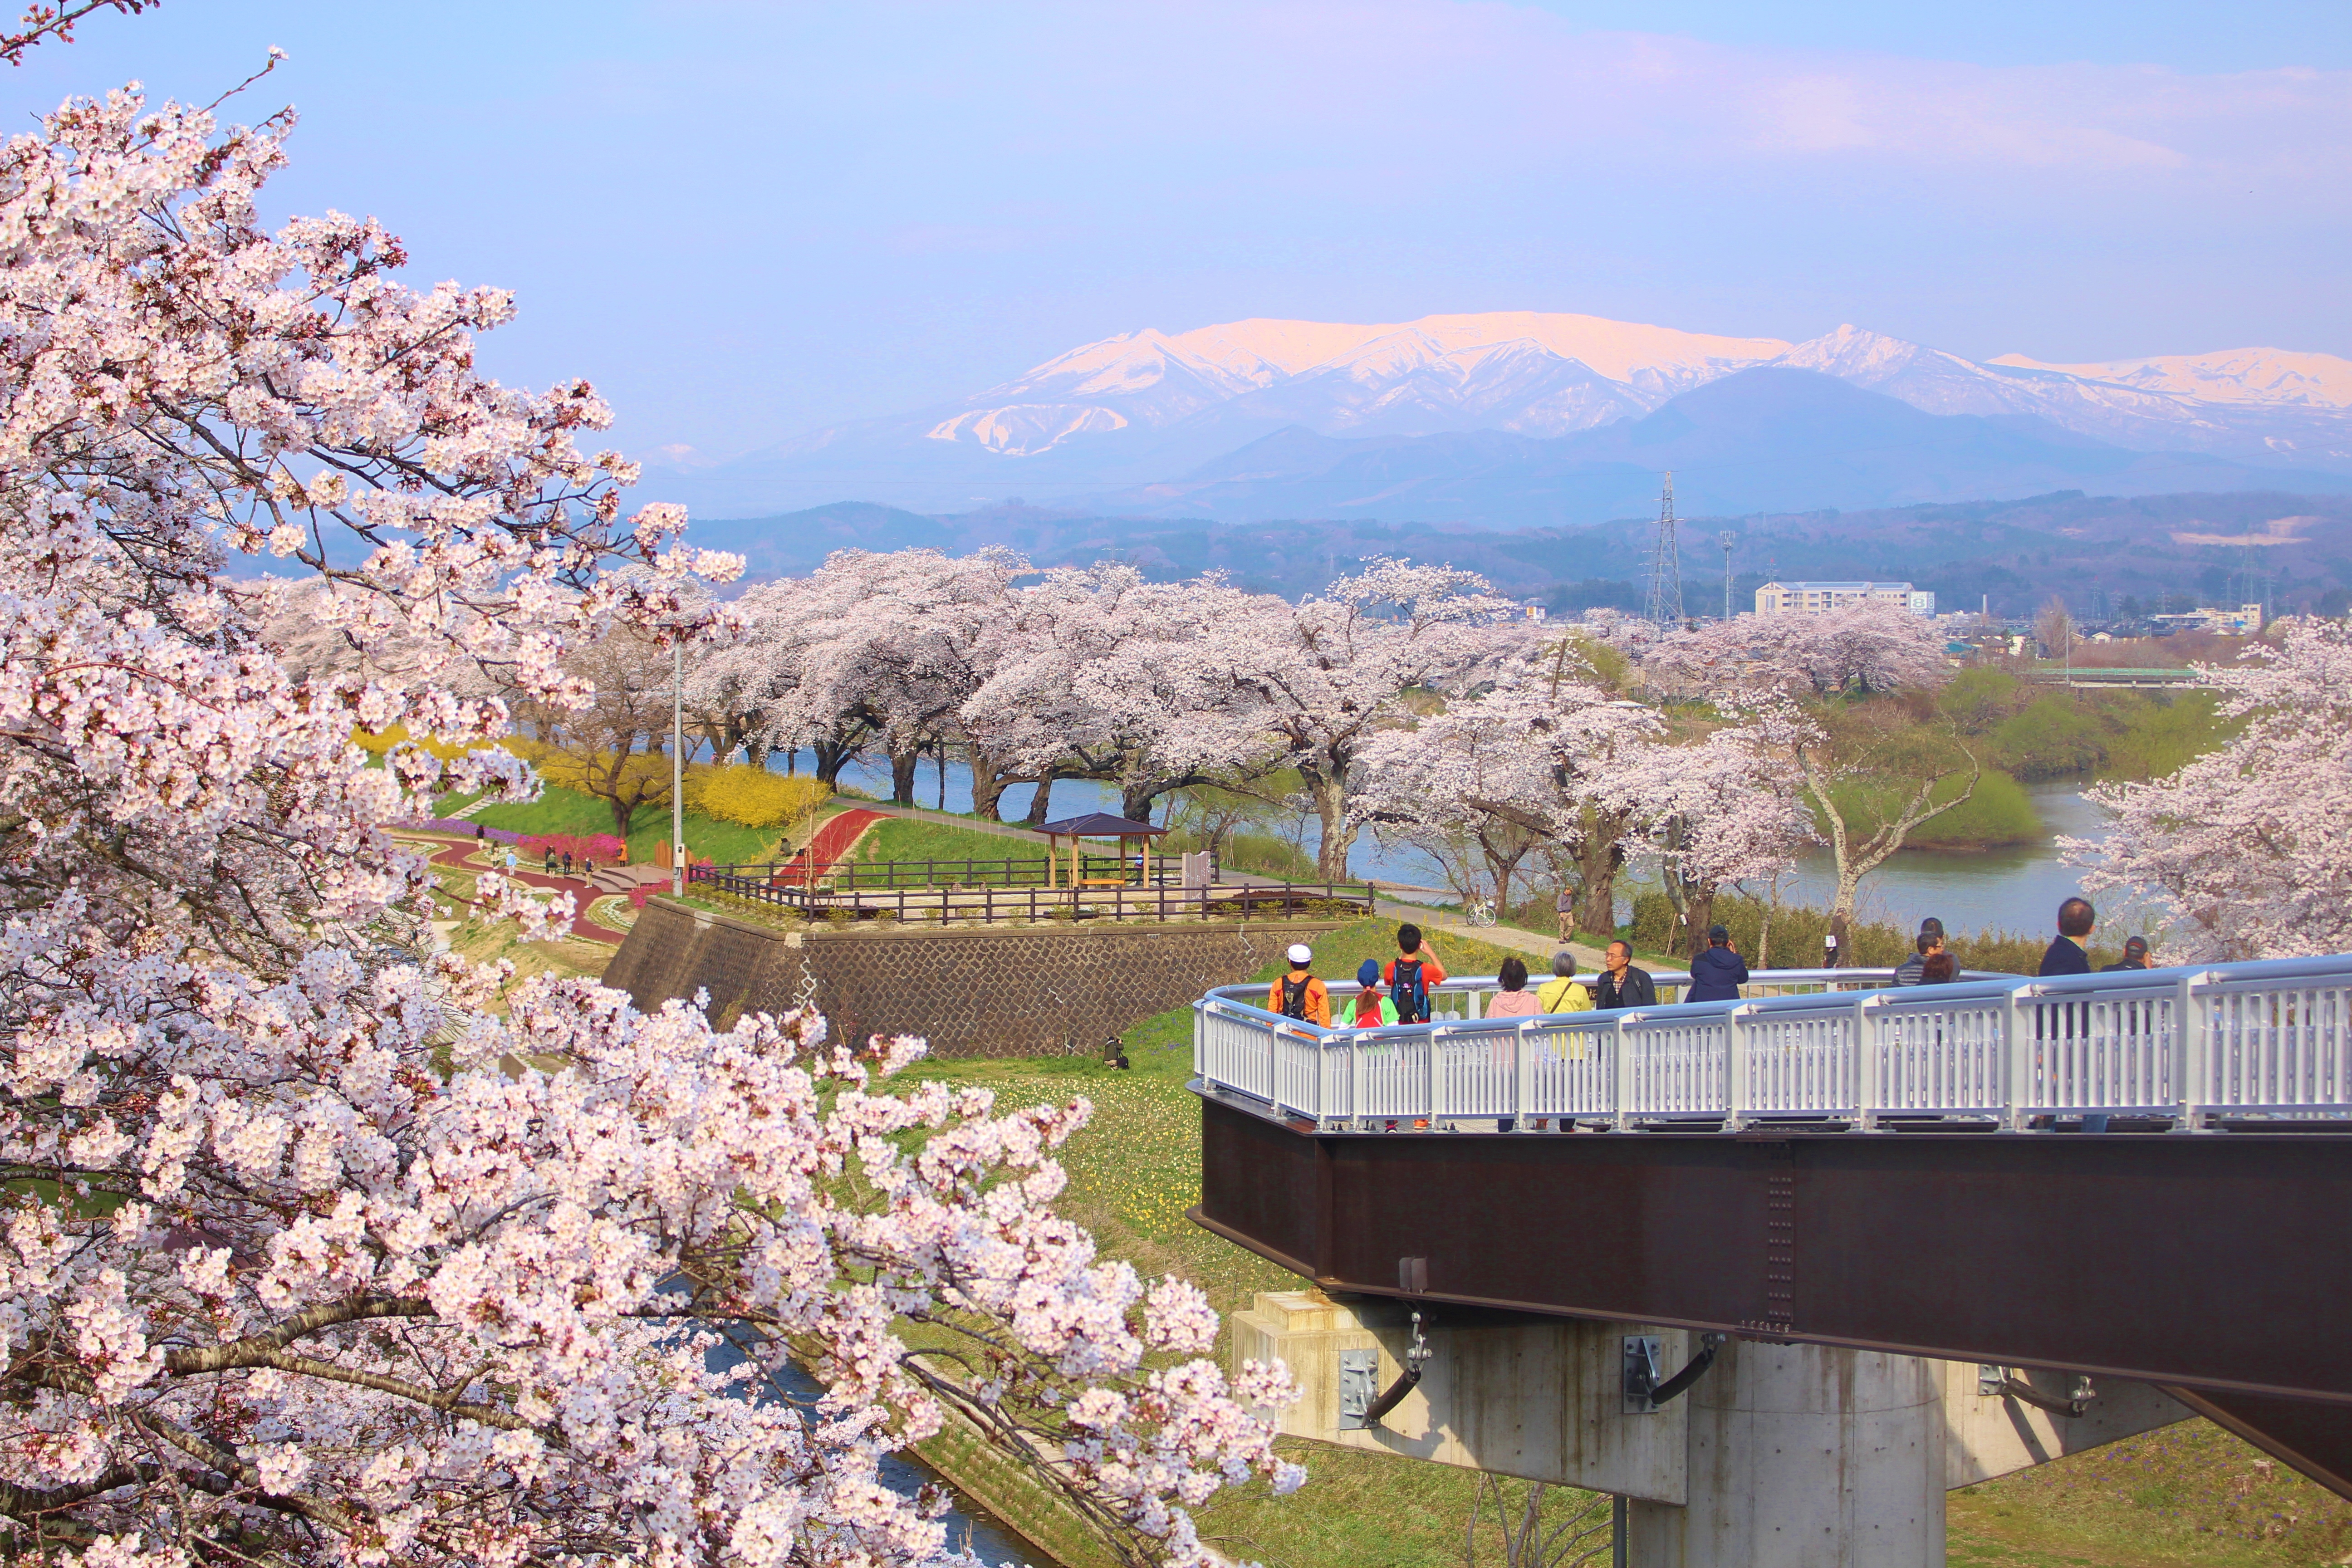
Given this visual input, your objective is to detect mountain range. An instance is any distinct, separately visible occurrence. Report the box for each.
[642,311,2352,525]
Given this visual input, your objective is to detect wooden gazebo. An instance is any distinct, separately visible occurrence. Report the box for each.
[1038,812,1168,890]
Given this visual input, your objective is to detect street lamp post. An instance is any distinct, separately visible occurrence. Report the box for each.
[671,639,685,897]
[1718,530,1736,621]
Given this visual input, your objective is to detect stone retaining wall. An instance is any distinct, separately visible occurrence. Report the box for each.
[600,899,1348,1058]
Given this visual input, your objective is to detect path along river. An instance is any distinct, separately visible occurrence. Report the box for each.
[783,754,2135,945]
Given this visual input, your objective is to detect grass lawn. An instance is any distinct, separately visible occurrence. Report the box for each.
[856,813,1050,874]
[467,783,783,865]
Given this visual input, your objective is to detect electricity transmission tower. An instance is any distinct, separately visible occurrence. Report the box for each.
[1718,530,1737,621]
[1644,472,1686,627]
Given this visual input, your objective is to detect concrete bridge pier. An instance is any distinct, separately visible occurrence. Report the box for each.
[1232,1290,2189,1568]
[1627,1339,1944,1568]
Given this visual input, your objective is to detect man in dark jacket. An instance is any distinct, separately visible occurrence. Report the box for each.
[2100,936,2151,972]
[2039,898,2096,976]
[1592,941,1658,1010]
[1894,918,1945,985]
[1686,925,1747,1002]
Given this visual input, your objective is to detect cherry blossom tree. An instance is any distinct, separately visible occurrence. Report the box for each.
[962,565,1277,825]
[0,74,1302,1568]
[1616,725,1816,956]
[1649,600,1950,700]
[1206,559,1521,880]
[2068,616,2352,960]
[1348,656,1664,931]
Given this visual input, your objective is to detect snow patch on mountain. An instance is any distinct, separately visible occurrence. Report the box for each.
[1989,348,2352,410]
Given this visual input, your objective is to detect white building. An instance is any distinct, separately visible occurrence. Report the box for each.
[1754,580,1936,617]
[2152,603,2264,636]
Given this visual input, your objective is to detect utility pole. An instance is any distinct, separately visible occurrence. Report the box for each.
[1644,472,1686,627]
[1718,529,1736,621]
[671,640,685,898]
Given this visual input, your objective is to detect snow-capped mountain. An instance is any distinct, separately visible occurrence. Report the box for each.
[893,311,2352,468]
[642,311,2352,520]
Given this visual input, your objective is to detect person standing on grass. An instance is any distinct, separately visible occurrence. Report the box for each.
[2040,898,2095,976]
[1268,942,1331,1026]
[1537,951,1592,1013]
[1592,941,1657,1011]
[1685,925,1747,1003]
[1895,918,1946,985]
[1384,923,1448,1024]
[1486,956,1543,1017]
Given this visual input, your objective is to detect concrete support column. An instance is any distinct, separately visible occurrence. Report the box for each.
[1628,1340,1945,1568]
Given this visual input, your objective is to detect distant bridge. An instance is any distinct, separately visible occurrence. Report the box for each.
[2022,664,2201,687]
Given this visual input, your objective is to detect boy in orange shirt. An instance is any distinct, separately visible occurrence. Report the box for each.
[1267,942,1331,1026]
[1382,924,1447,1023]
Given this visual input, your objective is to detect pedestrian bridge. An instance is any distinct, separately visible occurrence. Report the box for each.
[1187,955,2352,1533]
[1193,957,2352,1132]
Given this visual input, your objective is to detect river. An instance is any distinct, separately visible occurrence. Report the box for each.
[780,753,2141,943]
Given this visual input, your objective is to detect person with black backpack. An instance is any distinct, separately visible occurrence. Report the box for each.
[1266,942,1331,1026]
[1382,924,1448,1024]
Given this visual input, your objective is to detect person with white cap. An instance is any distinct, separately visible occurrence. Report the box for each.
[1266,942,1331,1026]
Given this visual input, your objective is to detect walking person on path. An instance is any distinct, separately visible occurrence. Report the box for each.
[1592,941,1657,1011]
[1685,926,1747,1003]
[1555,887,1576,946]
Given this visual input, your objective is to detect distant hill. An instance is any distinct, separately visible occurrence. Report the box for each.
[686,489,2352,618]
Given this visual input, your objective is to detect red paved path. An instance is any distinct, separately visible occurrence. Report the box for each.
[770,808,886,886]
[412,834,631,944]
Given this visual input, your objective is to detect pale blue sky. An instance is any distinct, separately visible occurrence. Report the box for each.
[10,1,2347,461]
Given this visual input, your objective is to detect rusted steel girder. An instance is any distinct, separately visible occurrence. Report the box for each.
[1191,1098,2352,1494]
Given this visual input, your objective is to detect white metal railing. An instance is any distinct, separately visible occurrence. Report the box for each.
[1191,958,2352,1131]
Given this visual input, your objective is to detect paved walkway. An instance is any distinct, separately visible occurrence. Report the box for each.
[412,834,629,944]
[773,808,887,881]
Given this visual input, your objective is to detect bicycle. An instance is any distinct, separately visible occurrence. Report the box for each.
[1466,898,1498,927]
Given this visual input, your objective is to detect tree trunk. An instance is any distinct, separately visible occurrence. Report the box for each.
[967,749,1015,822]
[812,741,854,787]
[1686,883,1716,956]
[888,745,920,807]
[1308,774,1352,882]
[1574,806,1623,936]
[1023,772,1059,828]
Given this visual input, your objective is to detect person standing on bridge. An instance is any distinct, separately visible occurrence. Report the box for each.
[1486,956,1543,1017]
[1536,951,1592,1014]
[1685,926,1747,1002]
[1895,918,1945,985]
[1346,959,1397,1027]
[1270,945,1326,1029]
[1592,941,1656,1011]
[2040,898,2096,976]
[2102,936,2151,972]
[1269,944,1331,1026]
[1384,924,1447,1024]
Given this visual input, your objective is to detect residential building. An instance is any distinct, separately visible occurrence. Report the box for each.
[1754,580,1936,617]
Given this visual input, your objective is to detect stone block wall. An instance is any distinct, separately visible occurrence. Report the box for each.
[600,900,1348,1057]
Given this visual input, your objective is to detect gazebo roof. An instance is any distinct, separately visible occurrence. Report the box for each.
[1038,812,1167,838]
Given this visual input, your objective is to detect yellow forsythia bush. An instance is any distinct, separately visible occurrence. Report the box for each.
[353,723,501,763]
[685,764,831,829]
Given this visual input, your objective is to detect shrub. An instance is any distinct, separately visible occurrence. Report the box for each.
[353,723,505,763]
[686,764,832,829]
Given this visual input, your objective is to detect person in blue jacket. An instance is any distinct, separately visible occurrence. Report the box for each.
[2039,898,2095,976]
[1685,925,1748,1003]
